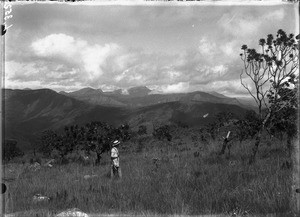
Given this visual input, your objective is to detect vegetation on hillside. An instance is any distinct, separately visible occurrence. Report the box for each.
[38,122,131,165]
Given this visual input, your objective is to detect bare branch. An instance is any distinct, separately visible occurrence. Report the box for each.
[240,70,259,106]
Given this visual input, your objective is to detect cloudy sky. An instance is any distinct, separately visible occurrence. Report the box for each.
[4,2,299,97]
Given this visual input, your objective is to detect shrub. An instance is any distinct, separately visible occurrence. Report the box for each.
[3,139,24,162]
[138,125,147,135]
[153,125,172,141]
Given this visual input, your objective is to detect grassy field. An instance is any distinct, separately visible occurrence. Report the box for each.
[2,130,294,217]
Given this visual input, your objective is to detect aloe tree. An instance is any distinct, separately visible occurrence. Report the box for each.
[240,29,299,164]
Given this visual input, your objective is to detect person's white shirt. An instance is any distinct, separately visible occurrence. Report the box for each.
[111,147,118,158]
[111,147,119,167]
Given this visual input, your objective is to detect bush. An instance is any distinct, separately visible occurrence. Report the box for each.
[153,125,172,141]
[138,125,147,135]
[3,139,24,162]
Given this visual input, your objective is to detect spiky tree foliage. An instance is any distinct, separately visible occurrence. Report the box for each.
[240,29,299,164]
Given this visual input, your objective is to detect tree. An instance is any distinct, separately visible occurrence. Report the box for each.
[82,122,115,165]
[240,29,299,164]
[40,122,131,164]
[81,122,131,164]
[39,130,61,157]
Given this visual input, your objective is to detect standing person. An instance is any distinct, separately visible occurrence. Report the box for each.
[111,140,122,179]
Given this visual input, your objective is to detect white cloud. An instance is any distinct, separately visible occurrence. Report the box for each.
[4,80,43,90]
[81,43,120,80]
[31,34,86,58]
[210,80,243,91]
[220,41,236,57]
[192,79,250,96]
[5,4,296,100]
[198,37,216,55]
[112,53,137,72]
[161,82,190,93]
[5,61,40,80]
[166,70,182,81]
[31,33,121,81]
[46,68,78,80]
[211,65,228,76]
[114,70,127,82]
[8,34,244,96]
[197,37,240,64]
[98,84,118,92]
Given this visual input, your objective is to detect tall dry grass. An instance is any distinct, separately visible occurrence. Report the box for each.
[3,137,293,216]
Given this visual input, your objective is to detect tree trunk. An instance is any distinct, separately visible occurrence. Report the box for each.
[249,129,262,164]
[95,152,101,165]
[219,138,229,155]
[248,112,271,165]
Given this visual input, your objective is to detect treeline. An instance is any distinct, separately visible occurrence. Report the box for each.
[2,106,297,164]
[37,122,131,165]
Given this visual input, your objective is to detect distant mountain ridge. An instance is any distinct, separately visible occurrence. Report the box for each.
[62,86,247,109]
[208,91,229,99]
[61,87,126,107]
[127,86,152,97]
[3,88,251,151]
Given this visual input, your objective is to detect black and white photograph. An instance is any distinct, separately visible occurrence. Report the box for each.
[1,0,299,216]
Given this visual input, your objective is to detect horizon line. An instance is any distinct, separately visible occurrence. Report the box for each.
[2,87,254,99]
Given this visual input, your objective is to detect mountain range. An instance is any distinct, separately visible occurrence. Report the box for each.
[2,87,255,150]
[60,86,250,108]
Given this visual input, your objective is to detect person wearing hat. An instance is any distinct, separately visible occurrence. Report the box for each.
[110,140,122,179]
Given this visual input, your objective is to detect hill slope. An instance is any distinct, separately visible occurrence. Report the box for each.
[3,89,250,150]
[3,89,127,150]
[128,101,247,128]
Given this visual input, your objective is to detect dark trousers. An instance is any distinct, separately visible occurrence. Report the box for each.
[110,165,122,179]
